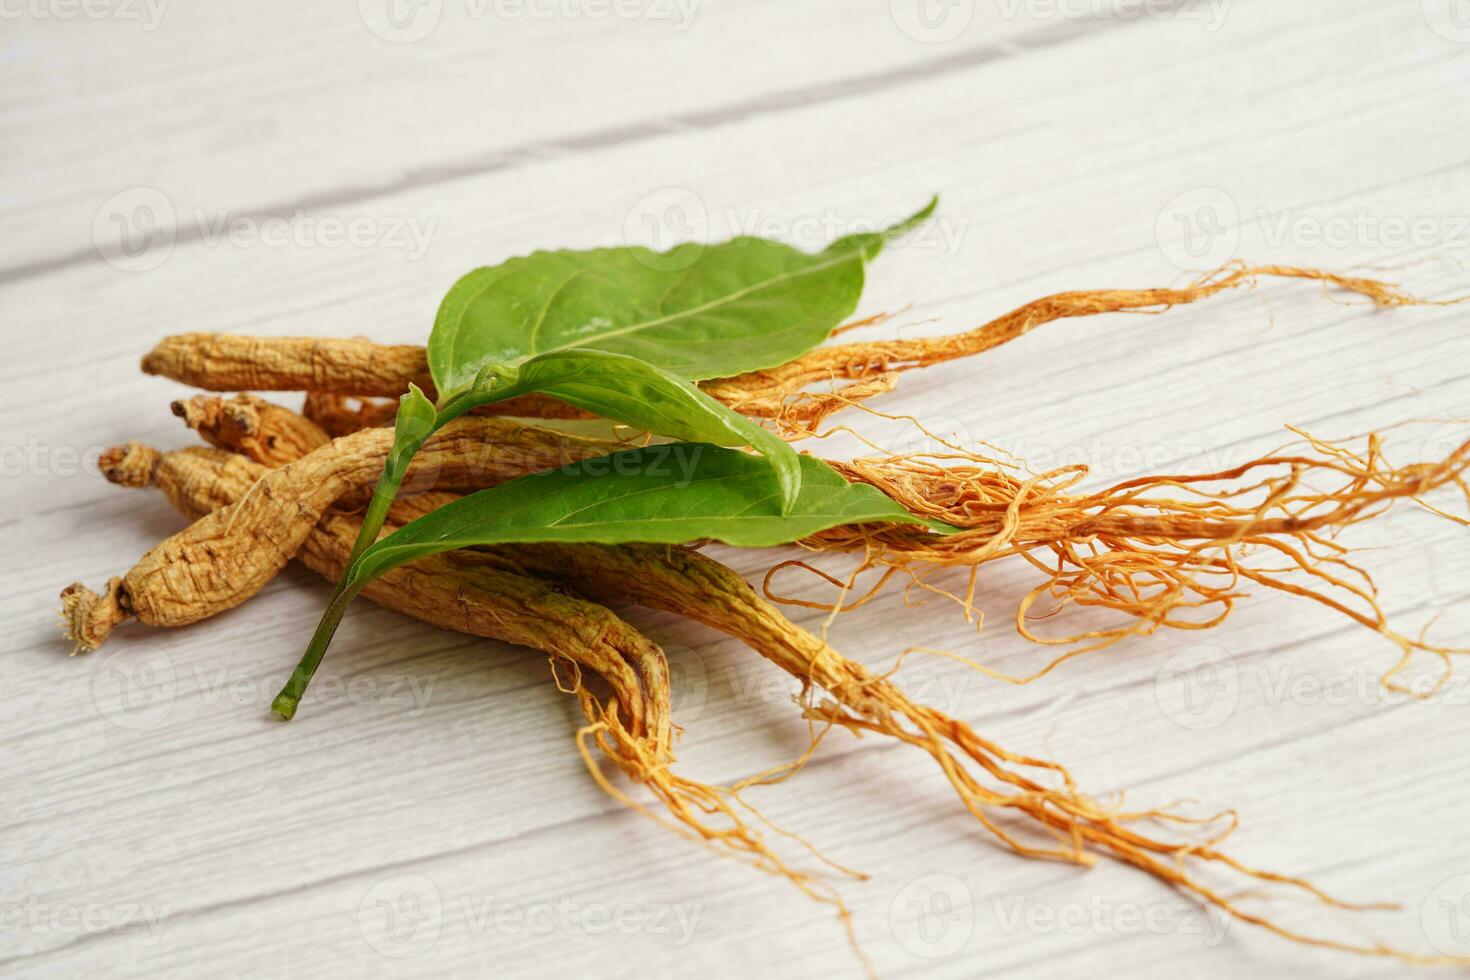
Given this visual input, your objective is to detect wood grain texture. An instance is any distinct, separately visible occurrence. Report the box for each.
[2,1,1469,977]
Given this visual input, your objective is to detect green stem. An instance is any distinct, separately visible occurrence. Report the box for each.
[271,450,418,719]
[271,384,482,720]
[271,586,363,720]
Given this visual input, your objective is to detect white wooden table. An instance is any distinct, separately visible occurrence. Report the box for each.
[4,2,1469,976]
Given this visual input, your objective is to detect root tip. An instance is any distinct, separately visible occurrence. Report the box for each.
[99,442,161,488]
[59,578,131,654]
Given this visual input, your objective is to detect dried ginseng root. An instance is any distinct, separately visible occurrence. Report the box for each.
[780,423,1470,686]
[178,393,1470,691]
[172,392,330,466]
[139,265,1446,431]
[94,440,864,930]
[706,263,1450,425]
[476,541,1455,962]
[60,418,624,650]
[185,398,1453,963]
[301,391,398,439]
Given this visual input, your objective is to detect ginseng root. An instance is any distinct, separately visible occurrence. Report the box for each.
[172,392,331,467]
[708,263,1447,423]
[477,540,1450,961]
[61,418,623,649]
[178,398,1453,962]
[178,392,1470,689]
[301,391,399,439]
[92,441,864,926]
[140,265,1444,431]
[141,334,892,427]
[789,425,1470,684]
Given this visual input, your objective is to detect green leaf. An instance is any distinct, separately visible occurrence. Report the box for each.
[427,197,938,393]
[345,446,949,589]
[827,194,939,260]
[279,196,938,719]
[447,348,802,512]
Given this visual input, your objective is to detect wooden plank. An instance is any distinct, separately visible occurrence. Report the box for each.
[2,1,1469,977]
